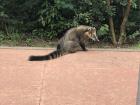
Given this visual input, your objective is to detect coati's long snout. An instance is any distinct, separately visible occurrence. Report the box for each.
[85,27,99,42]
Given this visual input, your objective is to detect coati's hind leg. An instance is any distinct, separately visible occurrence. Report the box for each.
[63,41,81,53]
[57,44,61,50]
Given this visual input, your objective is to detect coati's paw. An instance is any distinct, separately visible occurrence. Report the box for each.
[83,49,88,51]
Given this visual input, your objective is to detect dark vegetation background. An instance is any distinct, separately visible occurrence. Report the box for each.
[0,0,139,47]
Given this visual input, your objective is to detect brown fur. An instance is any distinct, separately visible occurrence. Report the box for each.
[29,25,99,61]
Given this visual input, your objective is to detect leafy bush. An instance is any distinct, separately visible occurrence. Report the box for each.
[128,30,140,41]
[97,24,110,41]
[0,0,139,45]
[0,31,5,42]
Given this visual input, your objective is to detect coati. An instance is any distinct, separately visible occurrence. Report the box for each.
[29,25,99,61]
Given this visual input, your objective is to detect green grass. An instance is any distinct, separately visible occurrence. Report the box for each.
[1,39,140,50]
[133,42,140,48]
[0,31,140,49]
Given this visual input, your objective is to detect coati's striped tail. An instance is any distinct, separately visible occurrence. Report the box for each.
[28,50,64,61]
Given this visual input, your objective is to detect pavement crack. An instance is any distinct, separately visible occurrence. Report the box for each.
[136,64,140,105]
[38,63,47,105]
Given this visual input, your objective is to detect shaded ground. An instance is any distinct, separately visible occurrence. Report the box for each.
[0,48,140,105]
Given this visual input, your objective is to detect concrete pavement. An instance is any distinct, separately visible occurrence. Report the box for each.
[0,48,140,105]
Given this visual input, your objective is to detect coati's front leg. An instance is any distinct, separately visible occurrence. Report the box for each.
[79,41,87,51]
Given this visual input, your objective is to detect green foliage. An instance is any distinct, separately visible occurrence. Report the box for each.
[0,31,22,45]
[98,24,109,35]
[97,24,110,41]
[25,38,32,46]
[120,0,128,6]
[106,6,116,16]
[128,30,140,40]
[137,42,140,48]
[0,31,5,42]
[36,0,108,38]
[9,32,21,41]
[0,0,139,44]
[131,0,137,8]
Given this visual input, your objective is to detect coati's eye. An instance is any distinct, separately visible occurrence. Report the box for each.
[87,28,91,31]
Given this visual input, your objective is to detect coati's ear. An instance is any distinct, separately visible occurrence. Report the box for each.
[92,27,96,30]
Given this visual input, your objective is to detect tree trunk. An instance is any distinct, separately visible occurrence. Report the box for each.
[109,17,117,46]
[106,0,117,46]
[118,0,132,45]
